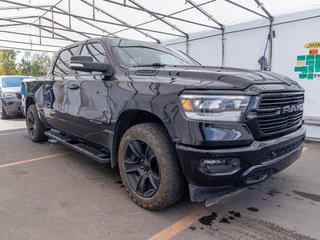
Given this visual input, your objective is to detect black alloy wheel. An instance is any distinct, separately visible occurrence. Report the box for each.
[118,123,186,210]
[27,109,36,139]
[124,139,160,198]
[26,104,47,142]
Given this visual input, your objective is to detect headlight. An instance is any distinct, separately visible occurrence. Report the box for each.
[179,94,250,122]
[3,92,17,99]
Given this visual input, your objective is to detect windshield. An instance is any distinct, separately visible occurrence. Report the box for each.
[112,40,200,67]
[2,77,30,88]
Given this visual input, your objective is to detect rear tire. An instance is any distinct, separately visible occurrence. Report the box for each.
[118,123,186,210]
[26,105,47,142]
[0,103,8,120]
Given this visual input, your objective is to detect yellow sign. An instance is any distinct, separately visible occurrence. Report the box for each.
[304,42,320,49]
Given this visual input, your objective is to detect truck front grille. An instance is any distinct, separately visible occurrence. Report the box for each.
[246,92,304,139]
[257,93,304,135]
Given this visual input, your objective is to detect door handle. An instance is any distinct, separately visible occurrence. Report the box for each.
[68,83,80,90]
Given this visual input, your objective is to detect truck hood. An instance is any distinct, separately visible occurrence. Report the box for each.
[1,86,21,93]
[129,66,293,90]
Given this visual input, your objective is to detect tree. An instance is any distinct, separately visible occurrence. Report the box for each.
[30,53,52,76]
[18,51,52,77]
[0,49,18,75]
[17,51,33,76]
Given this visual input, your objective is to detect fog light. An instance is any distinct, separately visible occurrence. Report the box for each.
[200,158,240,175]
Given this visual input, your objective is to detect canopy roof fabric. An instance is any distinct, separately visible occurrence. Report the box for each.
[0,0,319,52]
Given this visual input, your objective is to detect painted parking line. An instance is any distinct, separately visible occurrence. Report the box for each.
[149,146,310,240]
[0,152,69,169]
[148,207,207,240]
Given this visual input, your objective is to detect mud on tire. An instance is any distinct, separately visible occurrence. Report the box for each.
[118,123,186,210]
[26,104,47,142]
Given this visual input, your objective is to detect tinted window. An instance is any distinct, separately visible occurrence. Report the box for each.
[80,43,107,63]
[53,46,79,76]
[2,77,31,87]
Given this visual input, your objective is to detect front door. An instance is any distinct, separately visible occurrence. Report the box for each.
[67,42,112,146]
[43,45,79,132]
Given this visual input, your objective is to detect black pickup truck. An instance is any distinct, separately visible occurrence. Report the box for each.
[21,37,305,210]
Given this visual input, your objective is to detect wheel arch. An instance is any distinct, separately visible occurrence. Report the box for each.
[25,95,36,113]
[24,94,48,128]
[111,109,178,168]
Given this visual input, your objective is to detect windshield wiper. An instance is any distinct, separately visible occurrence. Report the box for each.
[133,63,166,67]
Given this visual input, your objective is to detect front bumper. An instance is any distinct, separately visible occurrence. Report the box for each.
[2,100,22,115]
[176,127,306,202]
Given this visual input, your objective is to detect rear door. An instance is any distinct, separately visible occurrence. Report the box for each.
[67,41,112,146]
[43,45,80,132]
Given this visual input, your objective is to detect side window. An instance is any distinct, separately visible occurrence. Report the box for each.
[53,46,79,76]
[80,43,107,63]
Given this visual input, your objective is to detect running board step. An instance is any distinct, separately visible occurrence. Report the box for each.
[45,131,111,163]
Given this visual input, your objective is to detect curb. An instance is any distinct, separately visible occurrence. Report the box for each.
[305,137,320,143]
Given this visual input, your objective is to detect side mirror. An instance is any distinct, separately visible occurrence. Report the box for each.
[70,56,113,76]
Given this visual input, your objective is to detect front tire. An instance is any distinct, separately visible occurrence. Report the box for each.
[26,105,47,142]
[118,123,186,210]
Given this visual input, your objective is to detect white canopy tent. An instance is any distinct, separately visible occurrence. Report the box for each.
[0,0,319,52]
[0,0,320,120]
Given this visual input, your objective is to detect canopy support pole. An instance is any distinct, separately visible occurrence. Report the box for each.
[186,36,190,55]
[221,28,225,67]
[0,0,176,40]
[0,38,64,48]
[128,0,189,50]
[0,4,52,10]
[267,19,274,70]
[80,0,161,43]
[101,0,220,30]
[55,6,115,36]
[92,0,95,20]
[0,45,57,52]
[254,0,274,70]
[42,15,92,39]
[185,0,224,63]
[225,0,269,19]
[68,0,71,28]
[0,29,73,42]
[109,0,219,37]
[0,17,75,42]
[51,6,54,38]
[185,0,224,29]
[39,17,42,45]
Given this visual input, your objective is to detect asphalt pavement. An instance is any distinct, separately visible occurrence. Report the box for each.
[0,118,319,240]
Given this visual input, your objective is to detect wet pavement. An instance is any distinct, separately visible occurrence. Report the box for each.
[0,119,319,240]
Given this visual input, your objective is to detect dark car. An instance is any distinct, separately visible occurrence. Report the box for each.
[0,76,31,119]
[21,37,305,210]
